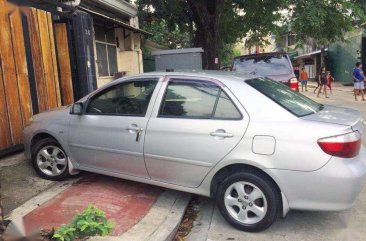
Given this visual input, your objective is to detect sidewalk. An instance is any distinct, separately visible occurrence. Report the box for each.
[306,81,354,92]
[1,155,191,241]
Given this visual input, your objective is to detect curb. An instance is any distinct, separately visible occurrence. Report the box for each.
[89,190,191,241]
[148,192,191,241]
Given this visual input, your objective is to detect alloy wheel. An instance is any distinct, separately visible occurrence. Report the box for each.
[224,181,268,225]
[36,145,67,177]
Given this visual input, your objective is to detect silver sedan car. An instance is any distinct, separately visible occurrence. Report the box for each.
[23,72,366,232]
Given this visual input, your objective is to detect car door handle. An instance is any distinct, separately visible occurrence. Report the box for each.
[210,131,234,138]
[127,126,144,132]
[127,125,144,142]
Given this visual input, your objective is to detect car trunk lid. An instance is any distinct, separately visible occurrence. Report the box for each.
[301,105,364,133]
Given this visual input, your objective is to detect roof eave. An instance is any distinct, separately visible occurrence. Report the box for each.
[86,0,137,17]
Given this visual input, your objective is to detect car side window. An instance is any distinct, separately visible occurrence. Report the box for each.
[86,79,157,116]
[214,91,242,119]
[159,79,242,120]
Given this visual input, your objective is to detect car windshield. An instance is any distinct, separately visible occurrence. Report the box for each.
[233,54,292,76]
[246,77,323,117]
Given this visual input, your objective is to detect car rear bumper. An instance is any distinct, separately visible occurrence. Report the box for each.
[268,146,366,211]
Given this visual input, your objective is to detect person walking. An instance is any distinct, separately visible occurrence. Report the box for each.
[317,66,328,98]
[299,67,308,92]
[294,66,300,80]
[326,71,334,94]
[352,62,365,101]
[313,71,321,94]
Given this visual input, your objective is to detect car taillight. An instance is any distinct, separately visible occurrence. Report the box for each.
[289,78,298,83]
[317,131,362,158]
[289,78,299,91]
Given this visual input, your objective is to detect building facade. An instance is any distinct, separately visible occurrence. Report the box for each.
[79,0,149,87]
[327,29,366,83]
[281,28,366,83]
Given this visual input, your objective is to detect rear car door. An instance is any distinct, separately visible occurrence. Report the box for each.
[144,76,249,187]
[68,77,161,178]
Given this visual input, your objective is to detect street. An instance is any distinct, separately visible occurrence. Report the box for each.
[186,86,366,241]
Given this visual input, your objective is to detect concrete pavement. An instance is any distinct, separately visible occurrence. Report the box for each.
[0,153,54,215]
[185,84,366,241]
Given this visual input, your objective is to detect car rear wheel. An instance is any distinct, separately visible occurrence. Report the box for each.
[32,137,70,180]
[216,171,281,232]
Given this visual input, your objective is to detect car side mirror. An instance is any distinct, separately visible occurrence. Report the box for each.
[70,103,83,115]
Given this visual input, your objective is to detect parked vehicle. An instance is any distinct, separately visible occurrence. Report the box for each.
[24,72,365,232]
[232,52,299,91]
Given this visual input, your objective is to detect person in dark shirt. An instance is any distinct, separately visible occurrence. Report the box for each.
[294,66,300,80]
[352,62,365,101]
[313,71,321,94]
[317,66,328,98]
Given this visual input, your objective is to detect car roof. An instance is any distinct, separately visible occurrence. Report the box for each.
[79,71,260,103]
[125,70,257,84]
[233,52,288,60]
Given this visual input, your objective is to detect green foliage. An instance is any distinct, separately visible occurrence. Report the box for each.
[136,0,366,69]
[143,19,192,49]
[220,44,241,67]
[137,0,193,49]
[52,226,76,241]
[287,0,366,46]
[53,205,113,241]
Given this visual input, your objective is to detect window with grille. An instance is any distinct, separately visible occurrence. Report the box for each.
[94,24,118,77]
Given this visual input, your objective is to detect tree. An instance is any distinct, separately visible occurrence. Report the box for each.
[286,0,366,67]
[137,0,366,70]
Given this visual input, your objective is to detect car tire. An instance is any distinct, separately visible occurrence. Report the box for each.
[216,170,281,232]
[32,137,70,181]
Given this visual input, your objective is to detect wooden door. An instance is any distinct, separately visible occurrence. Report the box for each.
[0,1,32,150]
[0,0,74,154]
[54,23,74,105]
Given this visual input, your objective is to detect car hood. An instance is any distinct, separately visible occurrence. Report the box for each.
[33,106,70,122]
[301,105,364,133]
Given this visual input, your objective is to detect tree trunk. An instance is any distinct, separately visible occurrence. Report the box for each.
[320,45,326,68]
[187,0,224,70]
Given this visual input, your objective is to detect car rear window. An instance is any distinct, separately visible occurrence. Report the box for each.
[233,54,292,75]
[246,77,323,117]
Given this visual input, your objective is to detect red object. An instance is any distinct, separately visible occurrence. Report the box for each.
[289,78,299,91]
[23,175,162,236]
[318,132,362,158]
[327,75,334,90]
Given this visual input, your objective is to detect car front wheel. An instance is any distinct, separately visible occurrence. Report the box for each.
[216,170,281,232]
[32,137,70,180]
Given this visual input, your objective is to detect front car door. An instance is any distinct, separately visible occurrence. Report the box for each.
[68,77,162,178]
[144,76,249,187]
